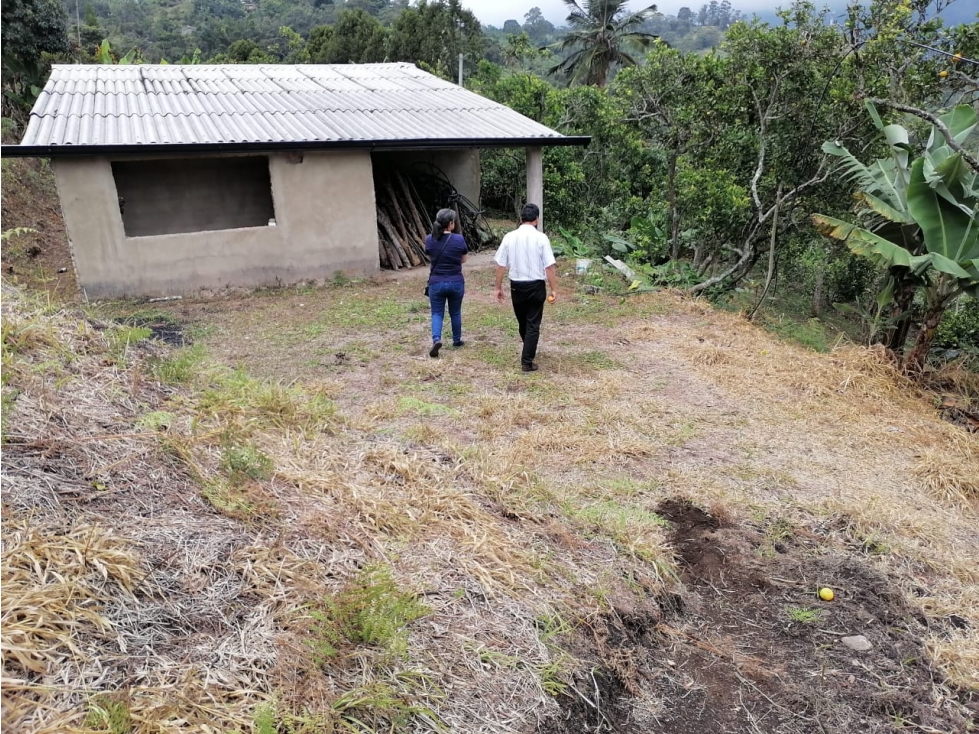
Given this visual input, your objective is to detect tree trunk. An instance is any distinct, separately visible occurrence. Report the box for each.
[406,175,432,231]
[382,190,423,267]
[748,189,781,322]
[904,303,945,375]
[886,273,916,352]
[667,150,681,261]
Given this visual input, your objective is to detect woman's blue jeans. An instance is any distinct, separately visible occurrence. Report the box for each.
[429,280,465,345]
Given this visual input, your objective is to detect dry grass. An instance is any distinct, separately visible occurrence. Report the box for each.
[3,270,978,731]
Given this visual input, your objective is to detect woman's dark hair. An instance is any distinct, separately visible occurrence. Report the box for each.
[432,208,457,239]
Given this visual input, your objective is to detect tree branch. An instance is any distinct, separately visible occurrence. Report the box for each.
[867,98,979,174]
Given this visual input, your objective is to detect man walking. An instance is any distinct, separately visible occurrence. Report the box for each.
[494,203,558,372]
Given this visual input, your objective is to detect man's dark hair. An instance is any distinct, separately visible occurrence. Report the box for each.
[520,203,540,223]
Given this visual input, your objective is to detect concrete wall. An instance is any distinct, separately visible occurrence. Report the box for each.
[54,151,380,299]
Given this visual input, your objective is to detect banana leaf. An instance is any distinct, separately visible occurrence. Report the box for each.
[908,158,979,269]
[811,214,913,268]
[927,104,979,156]
[854,191,913,224]
[908,252,971,279]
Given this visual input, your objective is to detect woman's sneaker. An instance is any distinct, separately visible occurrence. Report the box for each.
[429,341,442,358]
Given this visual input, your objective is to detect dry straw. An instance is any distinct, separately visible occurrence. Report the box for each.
[4,277,978,727]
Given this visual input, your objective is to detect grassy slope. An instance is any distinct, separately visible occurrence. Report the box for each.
[3,262,978,732]
[2,162,977,732]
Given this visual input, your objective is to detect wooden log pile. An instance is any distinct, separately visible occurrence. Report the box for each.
[375,169,432,271]
[374,162,498,270]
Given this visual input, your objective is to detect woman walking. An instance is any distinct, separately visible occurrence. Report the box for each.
[426,208,469,357]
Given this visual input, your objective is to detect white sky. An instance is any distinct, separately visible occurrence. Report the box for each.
[459,0,783,28]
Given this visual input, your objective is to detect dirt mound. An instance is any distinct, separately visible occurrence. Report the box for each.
[540,498,975,733]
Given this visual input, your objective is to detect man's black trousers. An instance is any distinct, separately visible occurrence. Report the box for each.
[510,280,547,368]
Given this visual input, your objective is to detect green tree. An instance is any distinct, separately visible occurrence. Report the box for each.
[683,7,862,295]
[345,0,388,17]
[523,7,556,44]
[386,0,484,76]
[1,0,70,118]
[310,9,387,63]
[279,25,310,63]
[549,0,659,87]
[221,39,275,63]
[616,44,729,261]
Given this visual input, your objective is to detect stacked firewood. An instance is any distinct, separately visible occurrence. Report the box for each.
[375,169,432,270]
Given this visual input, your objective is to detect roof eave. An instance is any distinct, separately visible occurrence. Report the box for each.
[1,136,592,159]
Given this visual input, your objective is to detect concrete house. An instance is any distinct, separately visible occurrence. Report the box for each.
[5,63,588,299]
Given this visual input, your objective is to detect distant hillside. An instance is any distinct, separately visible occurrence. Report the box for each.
[747,0,976,26]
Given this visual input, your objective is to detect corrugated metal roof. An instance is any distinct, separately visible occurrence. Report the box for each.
[17,63,576,150]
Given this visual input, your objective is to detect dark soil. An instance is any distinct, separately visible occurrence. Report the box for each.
[538,497,976,734]
[114,314,190,347]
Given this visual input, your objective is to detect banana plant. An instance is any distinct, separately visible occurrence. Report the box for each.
[812,102,978,373]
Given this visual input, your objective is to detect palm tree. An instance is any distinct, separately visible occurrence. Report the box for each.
[549,0,658,87]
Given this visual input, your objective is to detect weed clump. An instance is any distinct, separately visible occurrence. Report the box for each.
[307,565,429,663]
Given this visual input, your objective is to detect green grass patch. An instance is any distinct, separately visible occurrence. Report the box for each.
[84,693,132,734]
[105,325,152,359]
[466,342,517,371]
[718,287,858,353]
[149,344,206,384]
[135,411,176,432]
[396,396,458,417]
[201,478,261,519]
[221,440,274,481]
[566,499,671,565]
[591,477,660,499]
[304,297,425,336]
[112,307,179,328]
[469,306,519,335]
[197,368,338,435]
[562,349,619,371]
[762,315,836,353]
[307,564,430,662]
[785,606,821,624]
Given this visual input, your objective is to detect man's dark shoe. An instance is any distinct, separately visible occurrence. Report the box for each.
[521,362,539,372]
[429,341,442,358]
[453,340,466,348]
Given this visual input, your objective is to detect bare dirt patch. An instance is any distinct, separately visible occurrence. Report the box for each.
[540,498,975,733]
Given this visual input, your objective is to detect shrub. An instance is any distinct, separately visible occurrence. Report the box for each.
[934,297,979,353]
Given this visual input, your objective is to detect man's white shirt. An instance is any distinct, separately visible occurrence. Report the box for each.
[494,224,556,282]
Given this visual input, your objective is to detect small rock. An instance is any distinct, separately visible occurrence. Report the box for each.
[841,635,872,651]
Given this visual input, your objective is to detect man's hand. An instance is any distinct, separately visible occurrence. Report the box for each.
[495,287,505,304]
